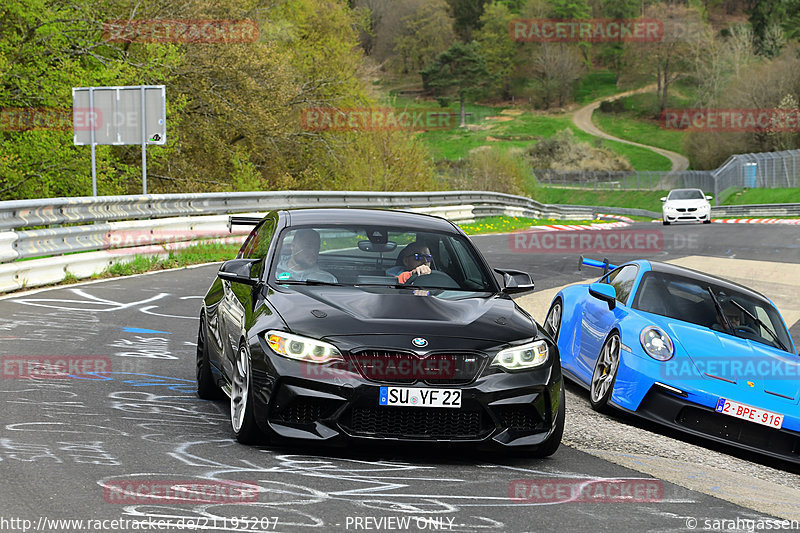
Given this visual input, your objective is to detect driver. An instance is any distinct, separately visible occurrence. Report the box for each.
[386,242,433,284]
[276,229,337,283]
[713,301,741,331]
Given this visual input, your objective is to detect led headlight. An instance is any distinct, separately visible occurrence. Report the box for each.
[640,326,674,361]
[491,340,549,370]
[265,330,343,364]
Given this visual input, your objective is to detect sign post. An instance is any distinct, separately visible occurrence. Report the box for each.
[73,85,166,195]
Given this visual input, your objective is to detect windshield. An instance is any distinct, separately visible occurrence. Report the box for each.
[270,225,495,292]
[632,271,793,352]
[668,189,705,200]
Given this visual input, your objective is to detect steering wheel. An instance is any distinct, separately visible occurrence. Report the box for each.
[407,270,460,288]
[733,325,758,336]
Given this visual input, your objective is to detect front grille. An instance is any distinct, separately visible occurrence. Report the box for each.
[676,208,686,212]
[272,397,336,424]
[494,405,546,432]
[677,406,800,455]
[342,406,490,439]
[348,351,484,385]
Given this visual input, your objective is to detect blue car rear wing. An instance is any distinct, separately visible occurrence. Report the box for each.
[578,256,618,275]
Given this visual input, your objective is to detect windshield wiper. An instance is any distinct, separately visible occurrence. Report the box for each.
[277,279,342,286]
[707,287,734,332]
[730,300,789,352]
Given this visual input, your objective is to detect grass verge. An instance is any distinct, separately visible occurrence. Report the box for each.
[593,111,685,155]
[458,216,598,235]
[723,188,800,205]
[531,188,668,212]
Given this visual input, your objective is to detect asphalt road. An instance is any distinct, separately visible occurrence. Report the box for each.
[0,222,798,533]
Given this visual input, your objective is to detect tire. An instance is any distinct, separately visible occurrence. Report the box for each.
[703,216,711,224]
[662,219,670,226]
[230,343,265,444]
[543,299,562,340]
[589,332,621,412]
[196,315,223,400]
[530,386,565,458]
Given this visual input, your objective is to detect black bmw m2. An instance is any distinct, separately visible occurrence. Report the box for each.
[196,208,564,456]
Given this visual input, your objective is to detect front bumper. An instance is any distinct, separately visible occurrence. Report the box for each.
[663,210,709,223]
[633,386,800,464]
[249,340,563,450]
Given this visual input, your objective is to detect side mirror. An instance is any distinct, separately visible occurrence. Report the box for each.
[589,282,616,310]
[218,258,260,286]
[494,268,535,294]
[705,195,713,200]
[660,197,667,202]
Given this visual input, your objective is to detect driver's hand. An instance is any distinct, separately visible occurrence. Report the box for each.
[412,265,431,276]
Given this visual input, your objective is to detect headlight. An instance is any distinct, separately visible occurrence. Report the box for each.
[265,330,343,364]
[640,326,674,361]
[491,340,549,370]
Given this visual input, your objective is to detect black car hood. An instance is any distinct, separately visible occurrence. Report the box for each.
[265,285,536,344]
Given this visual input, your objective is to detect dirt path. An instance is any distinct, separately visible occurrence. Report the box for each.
[571,86,690,171]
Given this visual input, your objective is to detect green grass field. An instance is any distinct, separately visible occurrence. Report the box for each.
[531,188,669,212]
[418,111,672,170]
[593,112,685,155]
[723,188,800,205]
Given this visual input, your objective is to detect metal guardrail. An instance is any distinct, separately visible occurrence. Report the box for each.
[711,203,800,218]
[0,190,532,231]
[0,190,798,294]
[0,192,568,262]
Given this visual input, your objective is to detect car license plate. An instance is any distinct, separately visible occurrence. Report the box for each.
[715,398,783,429]
[378,387,461,408]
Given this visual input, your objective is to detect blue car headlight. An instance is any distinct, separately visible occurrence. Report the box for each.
[640,326,674,361]
[491,340,549,370]
[265,330,343,364]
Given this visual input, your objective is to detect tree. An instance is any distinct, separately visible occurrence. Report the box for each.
[474,2,516,99]
[527,44,585,108]
[445,0,489,41]
[597,0,640,84]
[420,42,492,127]
[747,0,800,56]
[392,0,456,74]
[627,4,706,114]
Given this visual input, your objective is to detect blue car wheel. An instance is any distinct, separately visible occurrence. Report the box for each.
[590,332,620,412]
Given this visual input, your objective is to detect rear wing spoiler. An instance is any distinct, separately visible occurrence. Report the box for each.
[578,256,618,275]
[227,216,263,231]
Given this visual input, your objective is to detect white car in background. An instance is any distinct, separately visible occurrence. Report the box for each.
[661,188,712,225]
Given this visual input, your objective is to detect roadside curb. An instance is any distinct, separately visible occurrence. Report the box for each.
[713,218,800,225]
[529,220,631,231]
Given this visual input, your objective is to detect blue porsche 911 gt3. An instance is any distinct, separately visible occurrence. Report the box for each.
[544,257,799,464]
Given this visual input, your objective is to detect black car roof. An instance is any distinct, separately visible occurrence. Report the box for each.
[282,208,461,233]
[647,260,771,303]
